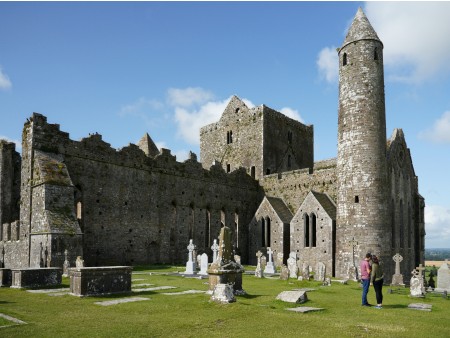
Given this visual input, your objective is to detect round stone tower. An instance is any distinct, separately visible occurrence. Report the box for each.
[335,8,391,279]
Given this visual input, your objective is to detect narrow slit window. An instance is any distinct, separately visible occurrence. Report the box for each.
[355,196,359,203]
[343,53,347,66]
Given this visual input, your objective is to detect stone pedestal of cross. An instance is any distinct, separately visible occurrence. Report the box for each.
[391,253,405,286]
[255,251,264,278]
[184,239,196,274]
[264,247,276,274]
[211,239,219,263]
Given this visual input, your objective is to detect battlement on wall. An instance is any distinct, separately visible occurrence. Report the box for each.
[25,113,257,186]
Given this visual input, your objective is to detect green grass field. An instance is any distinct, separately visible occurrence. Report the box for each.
[1,265,449,337]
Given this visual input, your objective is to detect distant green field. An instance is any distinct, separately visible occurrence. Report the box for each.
[1,265,449,337]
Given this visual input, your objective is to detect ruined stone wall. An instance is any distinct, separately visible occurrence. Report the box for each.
[24,113,260,267]
[259,159,337,214]
[387,129,424,277]
[291,194,335,277]
[262,106,313,175]
[0,140,21,231]
[1,221,28,268]
[200,97,264,179]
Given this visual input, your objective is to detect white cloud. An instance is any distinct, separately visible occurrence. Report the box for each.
[317,46,339,83]
[167,87,215,107]
[0,66,12,90]
[174,98,231,145]
[279,107,304,123]
[365,2,450,84]
[419,111,450,144]
[425,204,450,248]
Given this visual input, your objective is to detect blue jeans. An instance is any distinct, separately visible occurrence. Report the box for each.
[362,279,370,305]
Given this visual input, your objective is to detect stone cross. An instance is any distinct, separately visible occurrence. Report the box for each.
[393,253,403,275]
[416,264,425,279]
[264,247,275,274]
[184,239,196,274]
[211,239,219,263]
[63,249,70,276]
[349,237,358,280]
[255,251,264,278]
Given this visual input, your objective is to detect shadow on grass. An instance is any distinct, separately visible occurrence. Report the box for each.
[238,293,261,299]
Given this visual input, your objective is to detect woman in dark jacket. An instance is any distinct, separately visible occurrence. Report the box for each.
[370,255,384,308]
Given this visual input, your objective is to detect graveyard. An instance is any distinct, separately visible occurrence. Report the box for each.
[1,251,449,337]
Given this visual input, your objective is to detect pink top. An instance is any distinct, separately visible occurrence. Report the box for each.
[360,260,371,280]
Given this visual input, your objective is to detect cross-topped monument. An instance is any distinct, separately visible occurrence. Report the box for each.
[184,239,196,274]
[255,251,264,278]
[264,247,276,274]
[391,253,405,286]
[211,239,219,263]
[348,237,359,280]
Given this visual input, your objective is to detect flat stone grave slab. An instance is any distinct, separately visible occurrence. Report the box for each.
[408,303,432,311]
[292,288,317,292]
[27,287,70,294]
[161,290,206,295]
[69,266,132,297]
[94,297,150,306]
[276,290,308,304]
[133,286,177,293]
[0,313,27,328]
[11,268,62,289]
[286,307,324,313]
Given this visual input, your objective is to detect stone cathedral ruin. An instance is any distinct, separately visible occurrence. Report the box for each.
[0,9,425,282]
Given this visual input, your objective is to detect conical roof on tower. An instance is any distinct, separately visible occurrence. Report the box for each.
[341,7,382,49]
[137,133,159,157]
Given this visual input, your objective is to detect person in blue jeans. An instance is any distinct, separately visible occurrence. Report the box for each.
[360,252,372,306]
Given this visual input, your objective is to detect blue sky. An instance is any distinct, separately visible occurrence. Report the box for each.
[0,2,449,248]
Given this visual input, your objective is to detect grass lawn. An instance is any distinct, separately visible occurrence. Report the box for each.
[0,265,449,337]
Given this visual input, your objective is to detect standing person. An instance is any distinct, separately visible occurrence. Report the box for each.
[371,255,384,309]
[360,252,372,306]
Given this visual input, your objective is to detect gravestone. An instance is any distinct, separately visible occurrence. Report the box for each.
[199,253,209,275]
[62,249,70,277]
[196,255,202,271]
[11,268,62,288]
[0,268,12,287]
[261,255,267,272]
[279,265,289,280]
[264,247,276,274]
[75,256,84,269]
[315,262,326,282]
[255,251,264,278]
[289,252,297,260]
[302,263,310,280]
[276,253,284,270]
[207,226,245,296]
[410,267,425,298]
[184,239,196,274]
[287,257,298,279]
[391,253,405,286]
[436,260,450,292]
[211,239,219,263]
[323,277,331,286]
[234,255,241,265]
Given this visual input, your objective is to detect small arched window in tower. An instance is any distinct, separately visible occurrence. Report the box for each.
[355,196,359,203]
[266,168,271,175]
[226,131,230,144]
[374,47,378,61]
[226,164,231,173]
[251,166,256,179]
[229,131,233,144]
[343,53,348,66]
